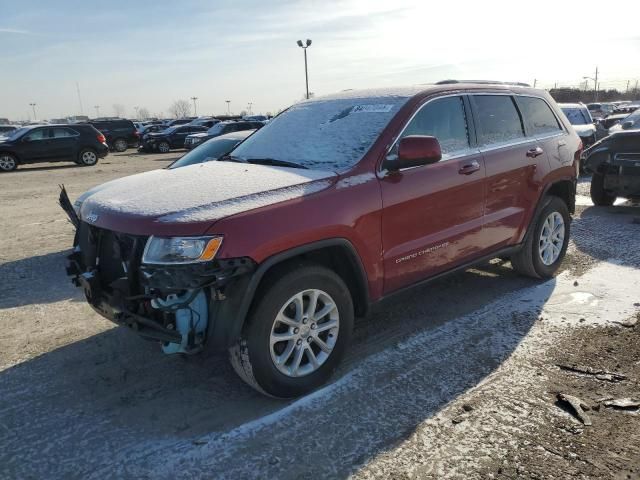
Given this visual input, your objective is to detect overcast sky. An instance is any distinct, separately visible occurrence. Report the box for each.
[1,0,639,120]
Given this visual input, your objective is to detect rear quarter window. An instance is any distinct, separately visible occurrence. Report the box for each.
[472,95,524,147]
[515,96,562,136]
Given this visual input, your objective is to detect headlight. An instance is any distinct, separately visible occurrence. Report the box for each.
[142,236,223,264]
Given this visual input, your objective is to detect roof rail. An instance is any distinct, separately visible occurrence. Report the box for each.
[435,79,531,87]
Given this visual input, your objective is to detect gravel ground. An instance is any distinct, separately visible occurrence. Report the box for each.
[1,158,639,479]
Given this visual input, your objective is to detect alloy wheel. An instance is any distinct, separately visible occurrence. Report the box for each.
[269,289,339,378]
[81,150,97,165]
[158,142,170,153]
[538,211,565,266]
[0,155,16,171]
[114,139,127,152]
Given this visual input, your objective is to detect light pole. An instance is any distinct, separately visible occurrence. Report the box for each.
[94,105,100,117]
[134,106,139,119]
[191,96,198,116]
[583,66,599,102]
[247,102,253,115]
[29,103,37,121]
[225,100,231,115]
[296,39,312,99]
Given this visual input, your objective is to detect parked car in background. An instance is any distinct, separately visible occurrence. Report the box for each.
[0,124,108,171]
[165,118,196,127]
[168,130,254,168]
[243,115,269,122]
[189,117,220,129]
[613,104,640,115]
[608,108,640,134]
[0,118,10,125]
[184,120,264,149]
[89,118,138,152]
[138,124,207,152]
[583,129,640,205]
[587,102,615,119]
[599,113,630,130]
[0,125,19,136]
[559,103,598,146]
[138,123,168,143]
[64,82,580,397]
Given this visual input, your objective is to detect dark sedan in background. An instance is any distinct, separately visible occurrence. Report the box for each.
[138,124,208,152]
[184,120,263,150]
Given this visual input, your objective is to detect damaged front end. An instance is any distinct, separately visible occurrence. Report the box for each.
[60,187,255,354]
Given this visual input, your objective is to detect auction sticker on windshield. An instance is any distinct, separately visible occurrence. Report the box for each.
[352,104,394,113]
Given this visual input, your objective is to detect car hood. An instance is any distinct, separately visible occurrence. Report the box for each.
[79,161,337,235]
[572,124,596,136]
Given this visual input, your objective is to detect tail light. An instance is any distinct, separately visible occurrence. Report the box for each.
[97,133,106,143]
[134,131,140,137]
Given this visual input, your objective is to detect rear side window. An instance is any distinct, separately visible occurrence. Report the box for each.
[52,127,78,138]
[516,97,562,136]
[396,96,470,158]
[472,95,524,147]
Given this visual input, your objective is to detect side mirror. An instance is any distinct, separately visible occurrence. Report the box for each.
[622,120,634,130]
[388,135,442,172]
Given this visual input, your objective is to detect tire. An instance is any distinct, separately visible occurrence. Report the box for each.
[113,138,128,152]
[0,153,17,172]
[590,172,616,206]
[158,141,170,153]
[78,148,98,166]
[229,263,354,398]
[511,196,570,279]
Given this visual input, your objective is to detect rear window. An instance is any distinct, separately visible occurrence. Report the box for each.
[561,107,591,125]
[516,97,562,136]
[473,95,524,147]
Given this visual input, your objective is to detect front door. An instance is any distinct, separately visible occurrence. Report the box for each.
[20,127,51,162]
[380,95,486,294]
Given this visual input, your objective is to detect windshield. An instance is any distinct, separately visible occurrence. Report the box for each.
[169,138,241,168]
[561,107,591,125]
[1,127,29,140]
[231,94,411,171]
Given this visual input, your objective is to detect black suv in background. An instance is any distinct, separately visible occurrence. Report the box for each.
[0,124,109,171]
[138,124,208,152]
[89,118,138,152]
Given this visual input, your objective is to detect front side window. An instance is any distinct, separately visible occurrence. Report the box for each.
[390,96,470,159]
[516,97,562,136]
[473,95,524,147]
[24,128,49,141]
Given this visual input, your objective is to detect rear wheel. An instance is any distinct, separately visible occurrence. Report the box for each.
[78,148,98,166]
[0,154,17,172]
[511,196,570,279]
[590,172,616,206]
[113,138,128,152]
[229,264,354,398]
[158,141,170,153]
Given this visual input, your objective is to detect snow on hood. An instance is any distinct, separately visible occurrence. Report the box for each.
[80,162,336,224]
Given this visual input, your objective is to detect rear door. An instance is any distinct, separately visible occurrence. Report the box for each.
[49,127,80,160]
[470,94,541,249]
[380,95,486,294]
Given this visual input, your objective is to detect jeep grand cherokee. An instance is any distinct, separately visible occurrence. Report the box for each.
[62,82,580,398]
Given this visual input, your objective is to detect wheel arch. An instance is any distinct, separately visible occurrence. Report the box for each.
[0,150,20,164]
[208,238,370,350]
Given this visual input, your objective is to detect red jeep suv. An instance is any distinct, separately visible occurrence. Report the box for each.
[62,81,580,397]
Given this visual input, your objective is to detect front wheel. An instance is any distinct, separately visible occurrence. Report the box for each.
[229,264,354,398]
[511,196,570,279]
[157,141,170,153]
[0,154,17,172]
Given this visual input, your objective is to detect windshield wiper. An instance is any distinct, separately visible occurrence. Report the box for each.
[219,154,247,163]
[245,158,308,169]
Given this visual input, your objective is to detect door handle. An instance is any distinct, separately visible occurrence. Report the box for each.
[526,147,544,158]
[458,161,480,175]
